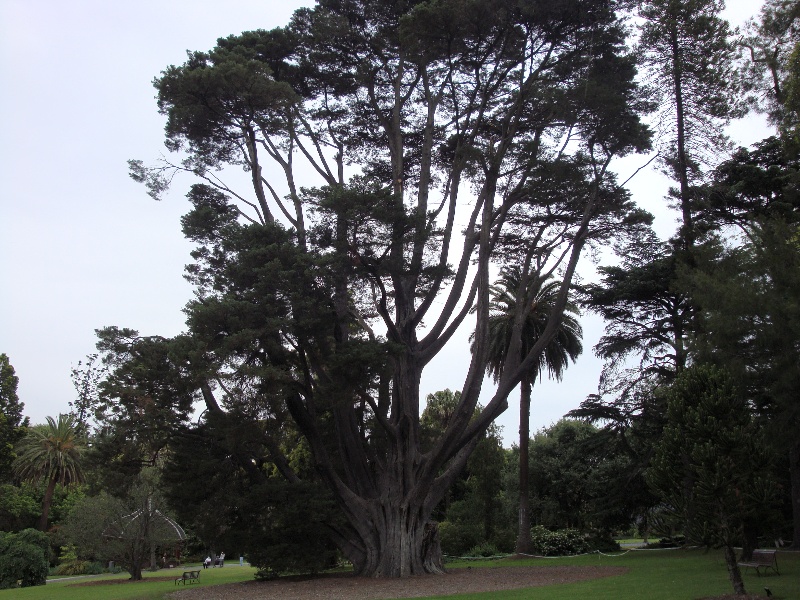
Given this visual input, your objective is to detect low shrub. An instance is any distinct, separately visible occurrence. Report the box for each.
[467,542,499,557]
[54,560,90,576]
[529,526,590,556]
[656,535,686,548]
[0,529,49,589]
[586,532,621,553]
[439,520,482,556]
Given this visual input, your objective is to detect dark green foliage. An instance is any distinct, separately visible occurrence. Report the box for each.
[647,365,781,595]
[241,480,339,579]
[0,484,39,532]
[0,528,48,589]
[438,519,483,557]
[703,135,800,227]
[422,391,511,555]
[688,137,800,548]
[159,408,340,578]
[0,354,28,483]
[529,526,590,556]
[527,419,637,533]
[648,365,779,542]
[465,542,499,558]
[570,234,687,541]
[639,0,743,243]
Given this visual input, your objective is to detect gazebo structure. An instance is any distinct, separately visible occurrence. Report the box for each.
[103,498,188,577]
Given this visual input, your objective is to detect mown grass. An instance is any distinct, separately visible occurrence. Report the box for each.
[439,549,799,600]
[0,564,257,600]
[2,549,797,600]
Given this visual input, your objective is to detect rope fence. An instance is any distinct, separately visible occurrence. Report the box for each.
[444,545,699,562]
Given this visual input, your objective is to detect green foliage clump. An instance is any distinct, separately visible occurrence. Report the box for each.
[0,528,49,589]
[585,531,621,553]
[53,560,90,576]
[240,480,339,579]
[529,526,590,556]
[0,483,39,531]
[438,519,482,556]
[53,544,99,576]
[466,542,500,557]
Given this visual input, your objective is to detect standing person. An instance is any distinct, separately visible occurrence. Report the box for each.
[204,555,211,569]
[219,551,225,567]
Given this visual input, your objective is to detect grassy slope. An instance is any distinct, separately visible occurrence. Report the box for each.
[2,550,797,600]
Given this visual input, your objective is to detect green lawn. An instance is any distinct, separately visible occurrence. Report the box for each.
[2,550,797,600]
[0,565,258,600]
[437,550,798,600]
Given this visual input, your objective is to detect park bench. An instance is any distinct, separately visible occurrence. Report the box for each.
[737,549,779,576]
[175,570,201,585]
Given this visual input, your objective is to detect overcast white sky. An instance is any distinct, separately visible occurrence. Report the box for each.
[0,0,771,446]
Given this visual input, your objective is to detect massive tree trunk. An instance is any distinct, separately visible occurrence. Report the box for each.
[355,501,444,577]
[321,351,452,577]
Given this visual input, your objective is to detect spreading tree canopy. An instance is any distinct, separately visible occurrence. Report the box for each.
[120,0,651,576]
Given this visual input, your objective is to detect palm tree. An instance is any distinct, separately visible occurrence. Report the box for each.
[483,267,582,553]
[13,414,86,531]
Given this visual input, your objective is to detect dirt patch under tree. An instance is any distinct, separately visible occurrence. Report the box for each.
[167,565,628,600]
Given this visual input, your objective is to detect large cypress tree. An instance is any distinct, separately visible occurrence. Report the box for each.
[123,0,651,576]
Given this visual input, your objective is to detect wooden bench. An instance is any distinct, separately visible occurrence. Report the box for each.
[737,549,779,576]
[175,570,201,585]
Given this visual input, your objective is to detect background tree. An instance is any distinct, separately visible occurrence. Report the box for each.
[12,414,85,531]
[740,0,800,128]
[61,470,186,581]
[683,139,800,549]
[68,353,107,436]
[0,484,40,532]
[571,0,747,536]
[479,268,582,553]
[0,529,48,589]
[569,232,690,533]
[646,365,781,596]
[528,419,635,535]
[639,0,744,249]
[124,0,651,576]
[420,390,509,555]
[0,354,28,483]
